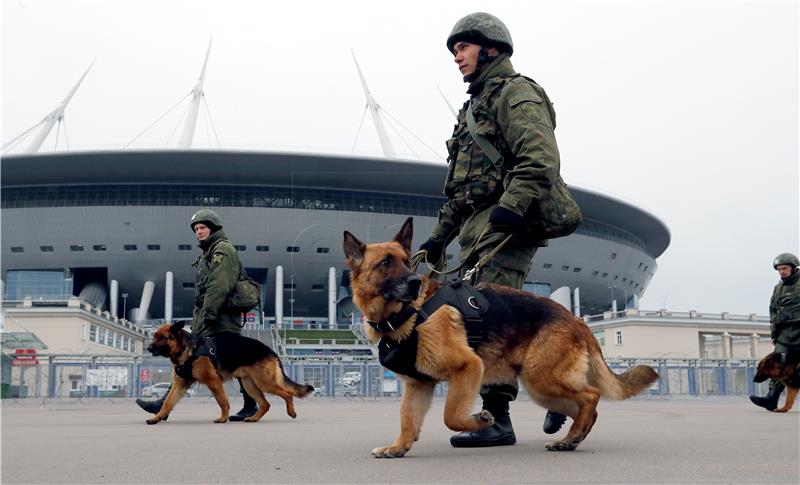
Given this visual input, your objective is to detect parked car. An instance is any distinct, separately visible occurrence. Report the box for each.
[311,383,359,397]
[142,382,193,398]
[341,371,362,386]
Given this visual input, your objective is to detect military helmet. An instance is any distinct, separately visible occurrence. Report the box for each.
[447,12,513,55]
[190,209,223,231]
[773,253,799,269]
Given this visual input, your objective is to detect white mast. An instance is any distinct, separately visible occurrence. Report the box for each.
[178,38,212,148]
[20,60,94,154]
[351,50,396,158]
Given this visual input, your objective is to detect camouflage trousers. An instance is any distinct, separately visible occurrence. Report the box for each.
[456,204,540,402]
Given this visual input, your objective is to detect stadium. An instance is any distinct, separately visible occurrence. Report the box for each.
[0,148,670,325]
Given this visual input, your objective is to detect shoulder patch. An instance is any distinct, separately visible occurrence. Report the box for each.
[212,253,224,265]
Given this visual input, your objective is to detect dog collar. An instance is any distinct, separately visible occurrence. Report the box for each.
[366,305,418,334]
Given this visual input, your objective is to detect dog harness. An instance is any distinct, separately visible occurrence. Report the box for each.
[173,336,219,381]
[369,281,490,381]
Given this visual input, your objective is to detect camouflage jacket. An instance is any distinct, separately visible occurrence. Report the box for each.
[431,54,560,244]
[191,230,243,337]
[770,269,800,344]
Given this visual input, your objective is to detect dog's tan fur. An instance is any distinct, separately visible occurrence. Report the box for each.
[344,218,659,457]
[754,351,800,413]
[145,323,311,425]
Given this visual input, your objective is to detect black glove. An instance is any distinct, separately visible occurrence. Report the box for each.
[419,238,445,264]
[489,206,524,234]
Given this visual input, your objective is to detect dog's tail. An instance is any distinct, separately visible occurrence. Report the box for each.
[278,362,314,398]
[589,348,659,400]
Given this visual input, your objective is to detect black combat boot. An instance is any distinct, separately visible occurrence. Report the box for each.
[450,389,516,447]
[543,411,567,434]
[229,379,258,421]
[136,384,170,419]
[749,386,784,411]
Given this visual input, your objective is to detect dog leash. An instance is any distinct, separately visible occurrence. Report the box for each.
[411,226,513,282]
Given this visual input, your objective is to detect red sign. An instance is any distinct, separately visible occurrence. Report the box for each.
[12,349,39,366]
[140,369,151,383]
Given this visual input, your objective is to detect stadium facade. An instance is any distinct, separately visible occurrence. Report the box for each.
[1,149,670,324]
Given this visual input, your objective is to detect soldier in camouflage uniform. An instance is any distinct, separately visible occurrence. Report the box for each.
[136,209,257,421]
[419,12,567,447]
[750,253,800,411]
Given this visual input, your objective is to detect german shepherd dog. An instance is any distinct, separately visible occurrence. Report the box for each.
[144,322,313,425]
[753,350,800,413]
[343,218,658,457]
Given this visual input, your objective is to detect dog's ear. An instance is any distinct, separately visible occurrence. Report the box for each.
[169,321,185,333]
[392,217,414,253]
[343,231,366,267]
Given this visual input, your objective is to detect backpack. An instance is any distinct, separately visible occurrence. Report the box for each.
[225,262,261,313]
[466,100,582,240]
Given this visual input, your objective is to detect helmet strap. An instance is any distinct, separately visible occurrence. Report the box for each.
[463,47,497,83]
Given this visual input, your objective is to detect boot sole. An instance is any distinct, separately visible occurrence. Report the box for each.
[450,434,517,448]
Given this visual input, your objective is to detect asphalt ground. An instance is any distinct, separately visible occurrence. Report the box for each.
[2,395,798,484]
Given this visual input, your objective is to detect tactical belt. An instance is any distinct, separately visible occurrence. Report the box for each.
[174,336,219,381]
[372,281,490,381]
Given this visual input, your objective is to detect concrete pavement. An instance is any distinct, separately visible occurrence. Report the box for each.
[2,396,798,484]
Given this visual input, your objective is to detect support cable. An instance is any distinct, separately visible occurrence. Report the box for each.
[382,112,418,159]
[202,94,222,148]
[62,118,70,150]
[2,121,43,153]
[123,92,191,148]
[53,119,62,151]
[380,109,445,161]
[165,101,193,148]
[350,104,368,154]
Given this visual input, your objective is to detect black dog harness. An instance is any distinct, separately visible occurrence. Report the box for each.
[173,336,219,381]
[369,281,490,381]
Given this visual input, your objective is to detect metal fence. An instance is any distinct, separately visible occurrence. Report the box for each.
[0,355,770,401]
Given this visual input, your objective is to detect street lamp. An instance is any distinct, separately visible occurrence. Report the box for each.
[121,293,128,320]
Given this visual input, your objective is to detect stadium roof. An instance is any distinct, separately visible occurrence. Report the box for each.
[1,150,670,257]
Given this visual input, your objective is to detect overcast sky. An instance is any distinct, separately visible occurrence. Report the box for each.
[2,0,798,315]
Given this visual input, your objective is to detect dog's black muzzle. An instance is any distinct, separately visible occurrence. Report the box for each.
[380,273,422,303]
[147,343,170,357]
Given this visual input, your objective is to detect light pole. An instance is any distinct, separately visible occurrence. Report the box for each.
[121,293,128,320]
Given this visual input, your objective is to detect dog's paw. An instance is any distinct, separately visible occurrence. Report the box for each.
[288,410,297,419]
[472,410,494,426]
[545,440,577,451]
[145,417,161,425]
[773,408,789,413]
[371,445,407,458]
[213,417,229,423]
[243,416,261,422]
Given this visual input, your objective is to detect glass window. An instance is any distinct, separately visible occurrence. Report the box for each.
[100,328,107,346]
[256,245,270,252]
[523,281,551,297]
[593,330,605,346]
[610,253,617,260]
[234,245,246,251]
[542,263,552,269]
[615,330,623,345]
[311,284,324,291]
[284,284,296,289]
[5,270,74,300]
[93,244,107,251]
[182,282,195,289]
[316,248,330,254]
[178,244,192,251]
[286,246,300,253]
[146,244,161,251]
[40,245,54,252]
[70,245,84,251]
[10,246,24,253]
[124,244,138,251]
[573,267,582,273]
[592,270,599,276]
[90,324,97,342]
[561,265,570,271]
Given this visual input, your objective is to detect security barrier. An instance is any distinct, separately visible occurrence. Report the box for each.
[0,354,770,401]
